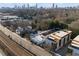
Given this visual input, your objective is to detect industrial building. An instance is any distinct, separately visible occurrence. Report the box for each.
[0,13,20,20]
[1,15,20,20]
[69,35,79,56]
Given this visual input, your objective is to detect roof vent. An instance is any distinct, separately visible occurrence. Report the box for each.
[64,30,67,32]
[53,33,55,35]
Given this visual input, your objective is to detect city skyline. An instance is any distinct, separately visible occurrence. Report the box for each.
[0,3,79,8]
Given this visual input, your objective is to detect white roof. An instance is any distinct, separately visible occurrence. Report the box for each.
[3,15,18,18]
[73,35,79,41]
[53,30,72,38]
[48,30,72,42]
[71,35,79,48]
[71,43,79,48]
[31,35,46,44]
[55,31,67,37]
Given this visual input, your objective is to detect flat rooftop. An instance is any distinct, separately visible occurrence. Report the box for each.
[3,15,18,18]
[71,35,79,48]
[47,30,72,42]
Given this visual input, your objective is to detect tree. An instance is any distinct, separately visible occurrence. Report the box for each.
[48,20,55,29]
[48,20,68,29]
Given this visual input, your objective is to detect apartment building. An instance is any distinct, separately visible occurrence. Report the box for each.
[44,30,72,51]
[30,30,72,52]
[69,35,79,56]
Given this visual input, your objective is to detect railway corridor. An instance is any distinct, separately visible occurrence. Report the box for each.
[0,30,34,56]
[0,24,52,56]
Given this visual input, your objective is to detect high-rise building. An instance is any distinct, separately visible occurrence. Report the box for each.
[56,5,58,8]
[52,3,55,8]
[27,4,29,8]
[22,4,26,9]
[36,3,38,8]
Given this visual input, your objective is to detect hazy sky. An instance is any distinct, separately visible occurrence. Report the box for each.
[0,3,79,8]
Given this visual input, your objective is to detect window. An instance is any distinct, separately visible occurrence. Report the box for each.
[55,43,57,49]
[69,34,71,41]
[67,35,69,41]
[63,38,65,45]
[53,43,57,51]
[65,36,68,44]
[59,40,61,46]
[57,42,59,50]
[61,39,63,46]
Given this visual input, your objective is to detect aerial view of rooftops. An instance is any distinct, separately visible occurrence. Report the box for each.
[0,3,79,56]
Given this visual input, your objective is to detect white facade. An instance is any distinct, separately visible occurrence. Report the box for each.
[70,35,79,56]
[47,30,72,51]
[61,38,64,47]
[56,35,71,50]
[30,30,72,51]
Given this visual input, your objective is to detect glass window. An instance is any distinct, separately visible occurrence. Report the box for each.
[59,40,61,46]
[69,34,71,40]
[55,43,57,49]
[57,42,59,50]
[67,35,69,41]
[61,39,63,46]
[65,36,68,44]
[63,38,65,45]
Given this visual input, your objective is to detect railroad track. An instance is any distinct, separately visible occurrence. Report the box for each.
[0,24,52,56]
[0,30,35,56]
